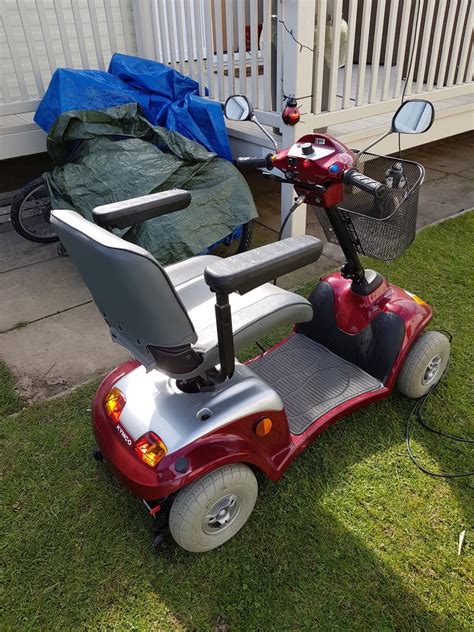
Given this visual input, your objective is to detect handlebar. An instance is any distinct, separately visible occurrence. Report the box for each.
[236,153,274,170]
[236,155,387,201]
[343,168,387,199]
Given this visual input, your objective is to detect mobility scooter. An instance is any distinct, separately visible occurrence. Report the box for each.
[50,96,450,553]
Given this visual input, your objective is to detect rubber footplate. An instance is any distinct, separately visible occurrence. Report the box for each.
[250,334,382,434]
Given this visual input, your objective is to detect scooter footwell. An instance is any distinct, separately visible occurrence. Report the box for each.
[250,334,382,434]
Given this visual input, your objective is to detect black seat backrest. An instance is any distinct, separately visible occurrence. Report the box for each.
[51,209,200,372]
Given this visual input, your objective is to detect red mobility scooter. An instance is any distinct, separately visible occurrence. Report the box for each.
[50,96,450,552]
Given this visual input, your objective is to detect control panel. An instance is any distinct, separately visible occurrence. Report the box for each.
[271,133,356,208]
[287,140,335,161]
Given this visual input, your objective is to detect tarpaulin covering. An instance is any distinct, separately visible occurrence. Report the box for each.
[43,104,257,265]
[35,53,232,160]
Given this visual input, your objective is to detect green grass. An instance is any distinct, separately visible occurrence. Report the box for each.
[0,360,23,417]
[2,212,473,631]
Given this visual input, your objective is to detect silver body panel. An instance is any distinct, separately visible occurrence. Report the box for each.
[115,362,284,454]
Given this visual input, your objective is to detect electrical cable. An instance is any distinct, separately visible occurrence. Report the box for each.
[277,195,305,242]
[405,332,474,479]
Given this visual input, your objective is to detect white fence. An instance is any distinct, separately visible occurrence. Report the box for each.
[0,0,137,113]
[146,0,473,129]
[139,0,472,235]
[1,0,472,123]
[0,0,472,166]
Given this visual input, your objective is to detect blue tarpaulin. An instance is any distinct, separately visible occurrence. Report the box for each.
[34,53,232,160]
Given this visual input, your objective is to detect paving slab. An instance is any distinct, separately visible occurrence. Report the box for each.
[417,174,474,227]
[0,256,90,331]
[0,302,130,400]
[457,166,473,181]
[405,142,473,175]
[277,255,339,291]
[0,227,58,273]
[421,167,450,184]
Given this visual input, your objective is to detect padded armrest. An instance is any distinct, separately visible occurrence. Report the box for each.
[92,190,191,229]
[204,235,323,295]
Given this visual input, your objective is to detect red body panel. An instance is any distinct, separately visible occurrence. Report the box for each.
[93,369,291,499]
[322,272,432,390]
[271,133,355,207]
[92,275,432,501]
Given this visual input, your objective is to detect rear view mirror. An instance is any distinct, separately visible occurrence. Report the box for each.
[224,95,254,121]
[391,100,435,134]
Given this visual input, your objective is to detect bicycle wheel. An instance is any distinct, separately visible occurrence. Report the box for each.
[10,177,58,243]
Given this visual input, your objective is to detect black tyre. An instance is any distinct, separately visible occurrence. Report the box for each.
[10,176,58,243]
[207,220,253,257]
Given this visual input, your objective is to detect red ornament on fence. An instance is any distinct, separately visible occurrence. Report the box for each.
[282,96,300,126]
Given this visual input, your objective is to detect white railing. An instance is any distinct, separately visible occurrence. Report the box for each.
[147,0,473,129]
[148,0,269,108]
[2,0,471,122]
[0,0,137,113]
[143,0,473,236]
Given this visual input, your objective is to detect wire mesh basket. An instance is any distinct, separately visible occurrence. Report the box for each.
[315,152,425,262]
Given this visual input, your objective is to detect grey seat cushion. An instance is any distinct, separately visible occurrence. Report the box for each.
[166,259,313,373]
[166,255,220,287]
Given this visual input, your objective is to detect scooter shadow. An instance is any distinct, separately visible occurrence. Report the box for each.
[6,381,467,630]
[133,394,470,630]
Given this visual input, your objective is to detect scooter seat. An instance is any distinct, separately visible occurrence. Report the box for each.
[166,256,313,373]
[166,255,221,287]
[50,209,314,379]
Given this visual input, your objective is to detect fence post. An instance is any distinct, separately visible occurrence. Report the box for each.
[280,0,316,237]
[131,0,157,60]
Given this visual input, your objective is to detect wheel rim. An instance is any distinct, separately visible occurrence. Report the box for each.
[203,493,241,535]
[17,184,55,239]
[422,354,442,385]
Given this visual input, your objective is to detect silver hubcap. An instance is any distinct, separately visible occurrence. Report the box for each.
[203,494,240,534]
[422,354,442,385]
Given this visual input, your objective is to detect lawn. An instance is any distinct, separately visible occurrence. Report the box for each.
[2,212,473,631]
[0,360,23,418]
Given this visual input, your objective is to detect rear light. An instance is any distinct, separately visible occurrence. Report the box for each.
[104,387,126,424]
[134,432,167,468]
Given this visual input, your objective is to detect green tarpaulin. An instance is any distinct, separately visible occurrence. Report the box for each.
[44,103,258,264]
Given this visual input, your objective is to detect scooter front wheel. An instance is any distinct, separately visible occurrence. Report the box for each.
[397,331,450,399]
[169,463,258,553]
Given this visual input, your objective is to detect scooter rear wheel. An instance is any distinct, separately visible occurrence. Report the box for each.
[169,464,258,552]
[397,331,450,399]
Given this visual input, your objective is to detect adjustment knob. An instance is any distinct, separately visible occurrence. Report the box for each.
[301,142,314,155]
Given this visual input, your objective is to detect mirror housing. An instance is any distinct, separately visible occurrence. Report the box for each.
[391,99,435,134]
[224,94,278,151]
[224,95,254,121]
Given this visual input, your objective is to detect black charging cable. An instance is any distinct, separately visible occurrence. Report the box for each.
[277,194,307,242]
[405,332,474,479]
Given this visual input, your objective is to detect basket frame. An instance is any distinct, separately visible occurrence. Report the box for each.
[315,152,425,262]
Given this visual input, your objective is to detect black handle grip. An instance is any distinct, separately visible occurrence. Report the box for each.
[343,168,387,199]
[236,153,274,170]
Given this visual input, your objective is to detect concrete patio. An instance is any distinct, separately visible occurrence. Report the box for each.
[0,131,472,402]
